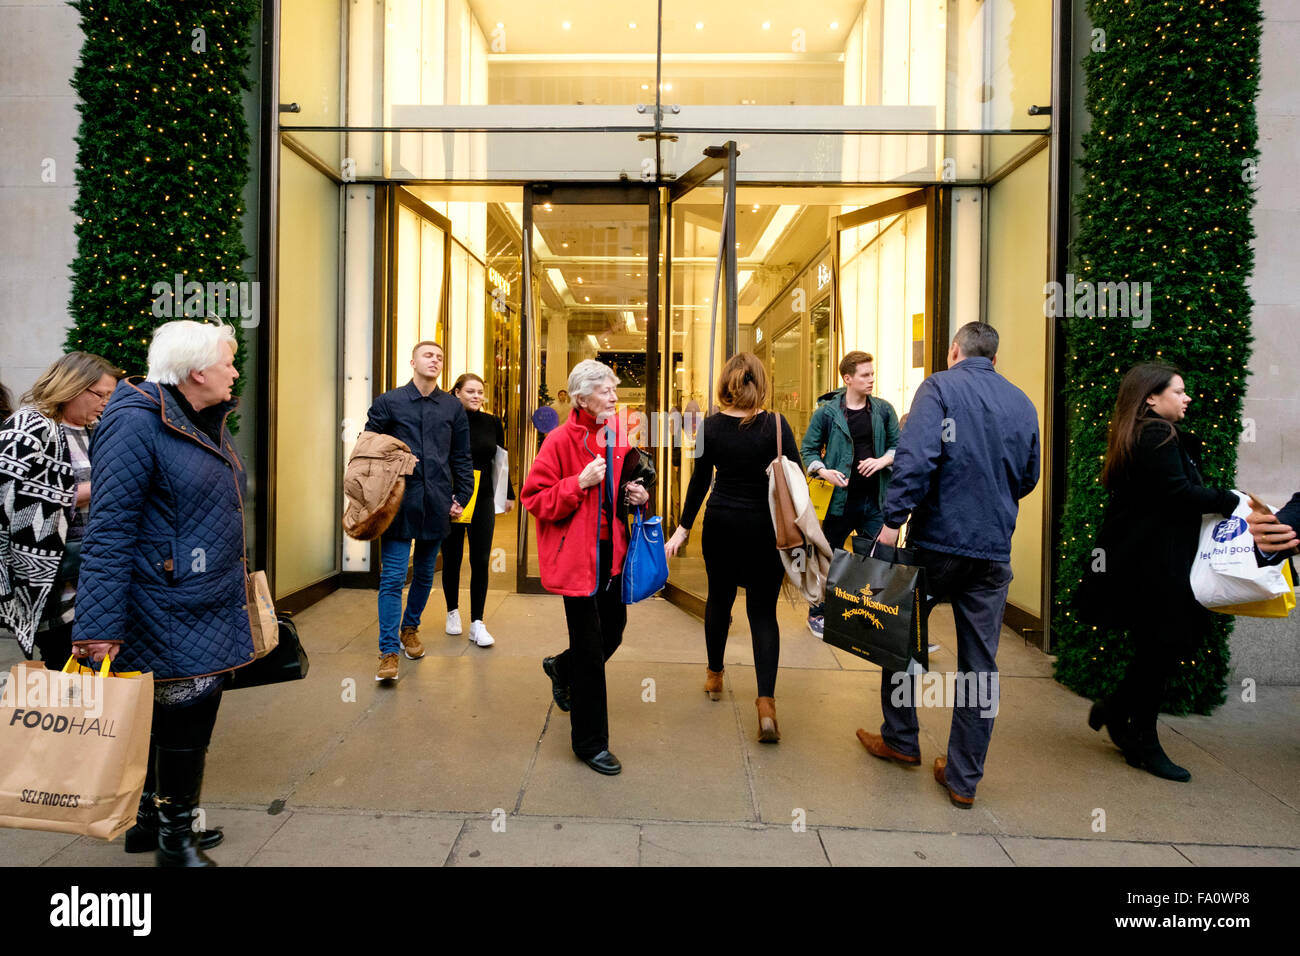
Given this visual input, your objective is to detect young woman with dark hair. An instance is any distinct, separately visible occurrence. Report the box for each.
[664,352,803,742]
[1081,362,1239,782]
[441,372,514,647]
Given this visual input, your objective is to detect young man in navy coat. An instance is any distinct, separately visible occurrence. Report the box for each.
[364,341,474,681]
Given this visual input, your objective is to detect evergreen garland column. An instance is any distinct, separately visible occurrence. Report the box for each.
[1052,0,1261,713]
[65,0,259,381]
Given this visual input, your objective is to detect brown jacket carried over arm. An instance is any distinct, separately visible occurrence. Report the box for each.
[343,432,419,541]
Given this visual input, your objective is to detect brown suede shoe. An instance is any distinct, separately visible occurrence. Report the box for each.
[375,652,400,681]
[704,668,724,701]
[400,626,425,660]
[856,729,920,766]
[933,757,974,809]
[756,697,780,742]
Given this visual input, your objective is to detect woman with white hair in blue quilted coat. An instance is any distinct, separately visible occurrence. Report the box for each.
[73,320,253,867]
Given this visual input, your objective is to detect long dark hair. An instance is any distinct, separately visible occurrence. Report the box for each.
[1101,362,1181,489]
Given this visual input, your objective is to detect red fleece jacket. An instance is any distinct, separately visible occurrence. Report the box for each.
[521,408,632,597]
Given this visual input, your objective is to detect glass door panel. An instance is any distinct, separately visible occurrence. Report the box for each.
[517,188,655,590]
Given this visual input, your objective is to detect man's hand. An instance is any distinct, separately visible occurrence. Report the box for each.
[502,500,515,514]
[578,457,606,489]
[856,455,892,478]
[74,642,118,664]
[818,468,849,488]
[1247,509,1298,554]
[449,500,464,519]
[876,525,900,547]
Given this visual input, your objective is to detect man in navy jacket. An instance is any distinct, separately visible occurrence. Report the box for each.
[857,322,1040,809]
[364,341,474,682]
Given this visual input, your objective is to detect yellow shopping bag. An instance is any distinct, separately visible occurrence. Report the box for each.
[808,475,834,521]
[451,470,481,525]
[1211,560,1296,618]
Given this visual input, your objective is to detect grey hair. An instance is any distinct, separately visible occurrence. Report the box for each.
[567,359,619,407]
[952,321,999,359]
[146,320,238,385]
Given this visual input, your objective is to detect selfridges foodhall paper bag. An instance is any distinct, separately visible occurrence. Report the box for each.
[0,659,152,839]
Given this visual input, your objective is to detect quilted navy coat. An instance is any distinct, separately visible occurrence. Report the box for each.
[71,379,254,679]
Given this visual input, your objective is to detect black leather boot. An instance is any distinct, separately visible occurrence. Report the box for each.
[155,746,218,867]
[1125,723,1191,782]
[126,738,225,853]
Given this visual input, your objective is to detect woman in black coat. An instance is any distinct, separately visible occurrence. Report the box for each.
[1081,363,1237,782]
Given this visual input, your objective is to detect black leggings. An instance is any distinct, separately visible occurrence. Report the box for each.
[441,489,497,621]
[153,687,223,750]
[701,507,785,698]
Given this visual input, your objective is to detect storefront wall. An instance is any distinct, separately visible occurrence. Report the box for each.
[270,0,1056,628]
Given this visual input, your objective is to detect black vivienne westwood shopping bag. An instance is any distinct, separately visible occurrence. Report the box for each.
[822,540,928,673]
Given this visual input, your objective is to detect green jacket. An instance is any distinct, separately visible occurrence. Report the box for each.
[799,388,900,517]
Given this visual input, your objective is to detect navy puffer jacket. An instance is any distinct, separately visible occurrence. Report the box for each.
[71,379,254,679]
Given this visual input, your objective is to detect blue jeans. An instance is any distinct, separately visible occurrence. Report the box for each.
[378,537,442,655]
[878,548,1013,799]
[810,496,884,617]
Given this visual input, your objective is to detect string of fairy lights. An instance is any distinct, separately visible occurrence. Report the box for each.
[65,0,257,385]
[1052,0,1261,714]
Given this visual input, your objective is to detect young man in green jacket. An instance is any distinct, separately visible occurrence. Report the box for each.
[799,350,900,638]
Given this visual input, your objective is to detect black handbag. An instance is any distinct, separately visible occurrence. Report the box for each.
[823,538,929,673]
[226,613,309,689]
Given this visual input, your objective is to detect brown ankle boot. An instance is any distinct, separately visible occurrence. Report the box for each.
[704,668,724,701]
[756,697,780,743]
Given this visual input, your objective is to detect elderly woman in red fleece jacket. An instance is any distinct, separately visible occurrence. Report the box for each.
[521,359,654,776]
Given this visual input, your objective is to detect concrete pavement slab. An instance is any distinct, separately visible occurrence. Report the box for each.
[204,650,399,806]
[1172,844,1300,866]
[997,836,1192,866]
[520,662,755,822]
[639,822,830,866]
[36,807,290,867]
[446,816,639,866]
[291,587,377,653]
[290,656,549,814]
[0,827,79,866]
[818,827,1014,866]
[246,810,462,866]
[740,666,998,832]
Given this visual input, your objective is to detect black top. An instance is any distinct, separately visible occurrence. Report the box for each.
[679,411,803,529]
[844,402,877,504]
[1079,414,1237,633]
[465,408,514,500]
[163,384,225,446]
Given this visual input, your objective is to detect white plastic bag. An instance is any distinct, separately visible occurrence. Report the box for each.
[492,446,510,514]
[1190,492,1290,608]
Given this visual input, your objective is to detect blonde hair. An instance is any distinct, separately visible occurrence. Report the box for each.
[22,352,120,422]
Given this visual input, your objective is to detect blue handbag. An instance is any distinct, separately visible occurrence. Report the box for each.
[621,507,669,603]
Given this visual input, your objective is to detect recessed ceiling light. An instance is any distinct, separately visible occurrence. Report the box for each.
[752,204,760,211]
[496,22,503,29]
[830,21,839,29]
[695,21,704,30]
[628,22,637,29]
[664,83,672,91]
[562,21,571,30]
[584,295,590,302]
[561,242,568,248]
[641,83,649,90]
[762,21,771,30]
[576,276,583,283]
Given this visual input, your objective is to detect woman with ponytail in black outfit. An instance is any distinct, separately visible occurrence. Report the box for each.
[1081,363,1238,782]
[664,352,803,742]
[442,373,514,647]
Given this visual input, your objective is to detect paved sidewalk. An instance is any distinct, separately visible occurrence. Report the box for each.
[4,587,1298,866]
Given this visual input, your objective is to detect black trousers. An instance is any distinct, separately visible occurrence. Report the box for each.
[555,540,626,758]
[701,507,785,697]
[35,622,74,670]
[441,489,497,622]
[153,687,223,749]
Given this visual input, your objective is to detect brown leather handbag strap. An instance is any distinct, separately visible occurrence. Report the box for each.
[771,413,803,550]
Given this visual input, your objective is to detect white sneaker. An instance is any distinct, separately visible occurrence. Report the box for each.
[469,620,495,647]
[445,609,462,635]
